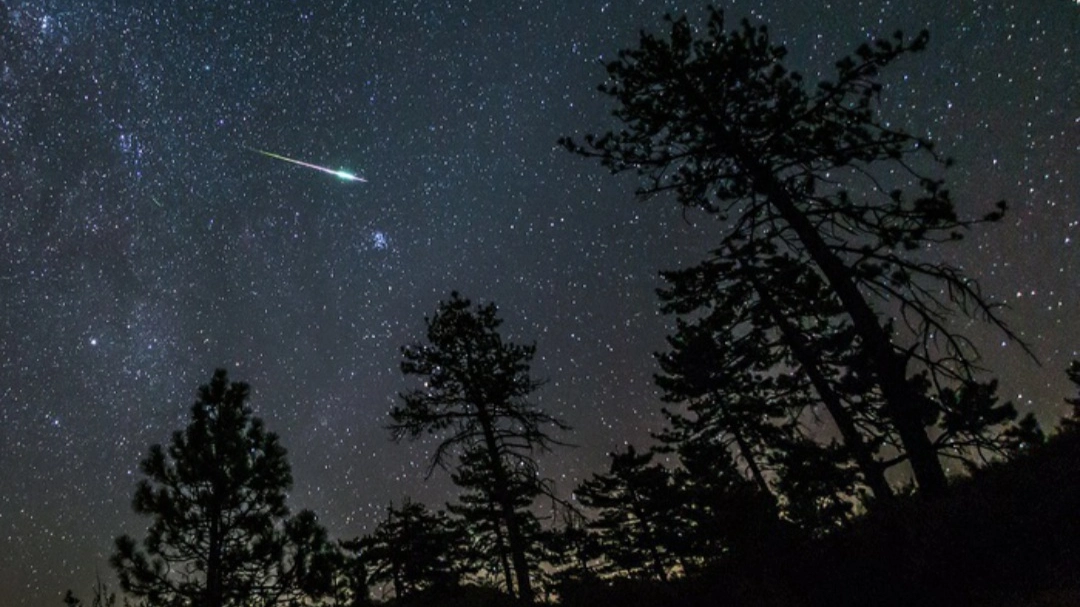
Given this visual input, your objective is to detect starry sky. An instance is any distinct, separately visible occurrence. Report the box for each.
[0,0,1076,604]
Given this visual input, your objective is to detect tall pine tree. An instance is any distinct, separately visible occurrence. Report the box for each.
[389,292,569,603]
[563,7,1035,495]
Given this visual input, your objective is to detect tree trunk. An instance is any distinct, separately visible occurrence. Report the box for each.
[392,563,404,600]
[731,427,773,497]
[475,404,534,603]
[753,169,948,495]
[491,514,515,596]
[741,259,894,502]
[207,504,223,607]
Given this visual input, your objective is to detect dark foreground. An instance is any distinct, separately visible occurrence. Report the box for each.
[392,428,1080,607]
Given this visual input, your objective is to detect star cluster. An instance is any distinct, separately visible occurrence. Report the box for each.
[0,1,1076,604]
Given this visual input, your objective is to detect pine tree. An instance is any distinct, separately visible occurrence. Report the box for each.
[1064,360,1080,428]
[110,369,337,607]
[771,437,860,534]
[356,498,463,600]
[331,540,372,607]
[563,7,1034,495]
[671,438,785,561]
[934,378,1043,465]
[446,446,543,595]
[573,446,684,581]
[654,270,792,498]
[389,292,569,603]
[538,506,599,596]
[654,245,892,519]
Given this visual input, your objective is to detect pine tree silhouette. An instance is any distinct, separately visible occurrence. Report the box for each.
[389,292,569,603]
[111,369,337,607]
[563,7,1035,495]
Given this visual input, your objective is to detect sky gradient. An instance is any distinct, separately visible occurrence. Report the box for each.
[0,1,1077,604]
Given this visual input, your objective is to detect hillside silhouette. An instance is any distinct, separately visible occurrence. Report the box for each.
[551,427,1080,607]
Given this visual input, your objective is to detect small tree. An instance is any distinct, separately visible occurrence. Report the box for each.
[671,438,786,561]
[331,540,372,607]
[389,292,569,603]
[111,369,337,607]
[933,378,1042,466]
[574,446,684,581]
[772,437,860,534]
[356,498,463,600]
[63,574,117,607]
[538,507,599,596]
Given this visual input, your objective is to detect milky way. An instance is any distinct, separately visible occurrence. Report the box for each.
[0,1,1076,604]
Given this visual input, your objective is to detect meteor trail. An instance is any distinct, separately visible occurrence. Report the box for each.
[246,147,367,182]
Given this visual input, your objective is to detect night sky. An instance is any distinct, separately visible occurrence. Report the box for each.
[0,1,1076,604]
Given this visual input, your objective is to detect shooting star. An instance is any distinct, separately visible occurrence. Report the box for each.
[246,147,367,183]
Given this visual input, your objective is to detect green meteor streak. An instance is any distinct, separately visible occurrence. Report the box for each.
[247,146,367,182]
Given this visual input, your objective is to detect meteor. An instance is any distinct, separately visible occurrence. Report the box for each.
[246,147,367,182]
